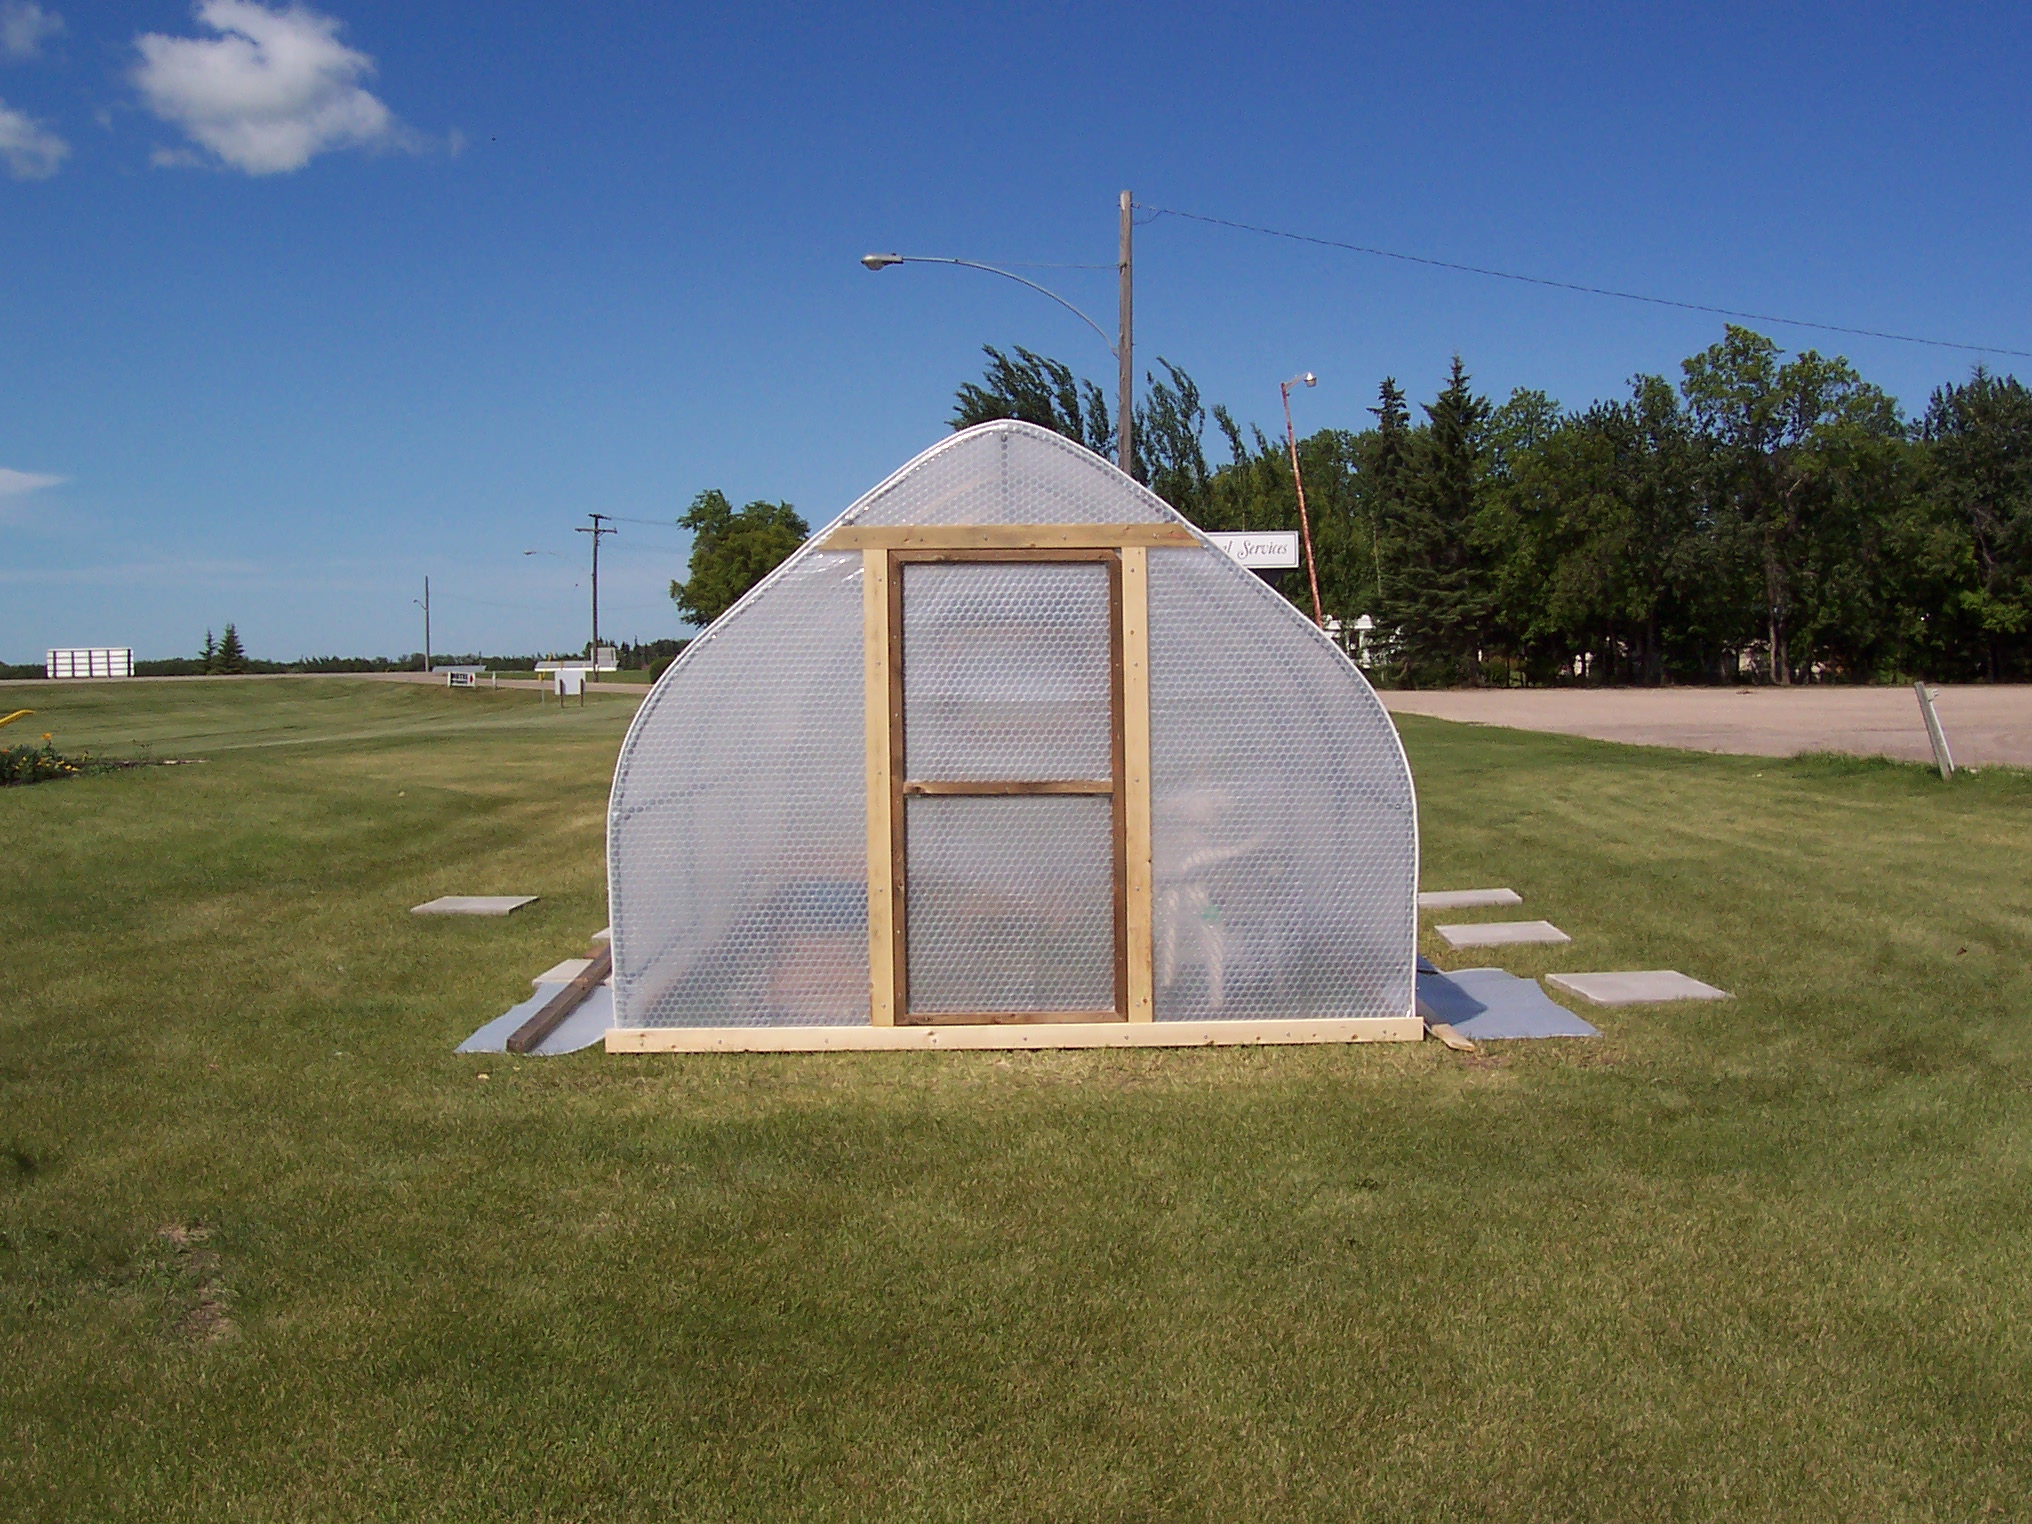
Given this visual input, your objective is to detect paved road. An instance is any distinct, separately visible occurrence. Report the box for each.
[1381,684,2032,768]
[357,670,637,695]
[0,671,648,696]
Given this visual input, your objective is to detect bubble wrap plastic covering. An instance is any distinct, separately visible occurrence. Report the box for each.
[903,561,1112,782]
[850,422,1172,527]
[904,795,1115,1013]
[607,550,868,1026]
[1147,548,1417,1020]
[609,419,1417,1030]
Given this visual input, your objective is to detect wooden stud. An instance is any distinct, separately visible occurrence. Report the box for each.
[821,523,1197,552]
[863,549,895,1027]
[887,553,909,1020]
[1120,545,1154,1022]
[903,779,1113,796]
[1108,551,1128,1020]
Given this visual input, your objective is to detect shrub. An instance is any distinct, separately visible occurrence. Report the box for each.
[0,736,83,786]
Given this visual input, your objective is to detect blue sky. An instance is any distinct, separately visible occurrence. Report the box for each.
[2,1,2027,661]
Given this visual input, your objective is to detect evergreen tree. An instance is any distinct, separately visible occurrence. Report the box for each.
[200,629,216,669]
[1352,379,1414,616]
[213,624,247,675]
[1377,358,1495,684]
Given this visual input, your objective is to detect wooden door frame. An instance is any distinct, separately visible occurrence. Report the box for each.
[860,531,1160,1027]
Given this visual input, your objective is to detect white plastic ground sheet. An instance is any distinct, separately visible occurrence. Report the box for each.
[1416,965,1599,1041]
[1546,971,1731,1005]
[458,982,614,1056]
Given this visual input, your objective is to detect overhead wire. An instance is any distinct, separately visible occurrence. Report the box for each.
[1135,202,2032,360]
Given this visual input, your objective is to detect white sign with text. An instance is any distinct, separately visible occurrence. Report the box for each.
[1206,531,1300,569]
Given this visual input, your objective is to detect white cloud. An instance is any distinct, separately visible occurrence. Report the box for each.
[0,468,64,497]
[0,2,62,61]
[0,468,65,527]
[133,1,398,175]
[0,97,64,177]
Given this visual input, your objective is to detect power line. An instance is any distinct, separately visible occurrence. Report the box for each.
[1135,202,2032,361]
[434,589,579,612]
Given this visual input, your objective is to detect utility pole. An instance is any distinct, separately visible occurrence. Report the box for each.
[1281,374,1324,628]
[417,576,431,672]
[1118,189,1134,478]
[574,513,616,658]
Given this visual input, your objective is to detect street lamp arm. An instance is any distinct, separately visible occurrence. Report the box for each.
[862,254,1117,358]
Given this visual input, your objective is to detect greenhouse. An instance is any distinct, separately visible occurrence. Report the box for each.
[605,420,1420,1050]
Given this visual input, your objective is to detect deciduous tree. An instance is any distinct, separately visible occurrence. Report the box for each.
[669,491,809,628]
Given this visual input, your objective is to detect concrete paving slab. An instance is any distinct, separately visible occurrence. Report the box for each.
[593,927,611,942]
[1435,919,1570,948]
[1417,966,1599,1040]
[412,895,538,916]
[1546,970,1732,1005]
[1419,888,1522,911]
[532,958,594,985]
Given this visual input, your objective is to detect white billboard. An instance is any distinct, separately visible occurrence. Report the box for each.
[46,648,134,678]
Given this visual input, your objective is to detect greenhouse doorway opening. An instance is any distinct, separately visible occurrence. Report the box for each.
[890,551,1128,1025]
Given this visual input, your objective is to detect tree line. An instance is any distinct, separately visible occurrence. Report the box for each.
[953,331,2032,686]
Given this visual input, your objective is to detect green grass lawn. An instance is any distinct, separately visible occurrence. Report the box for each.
[4,678,2029,1521]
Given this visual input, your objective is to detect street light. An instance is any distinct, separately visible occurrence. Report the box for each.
[859,253,1116,356]
[1281,372,1324,628]
[860,191,1137,477]
[412,576,430,673]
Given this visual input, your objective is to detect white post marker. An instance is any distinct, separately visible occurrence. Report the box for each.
[1206,531,1300,570]
[1914,681,1955,780]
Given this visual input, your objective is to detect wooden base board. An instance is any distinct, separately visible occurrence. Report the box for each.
[606,1016,1423,1053]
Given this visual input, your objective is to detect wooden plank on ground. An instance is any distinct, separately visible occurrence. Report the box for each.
[508,943,612,1054]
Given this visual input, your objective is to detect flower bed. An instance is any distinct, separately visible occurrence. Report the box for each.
[0,736,85,786]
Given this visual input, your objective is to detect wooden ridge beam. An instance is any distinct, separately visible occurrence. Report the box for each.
[821,523,1197,551]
